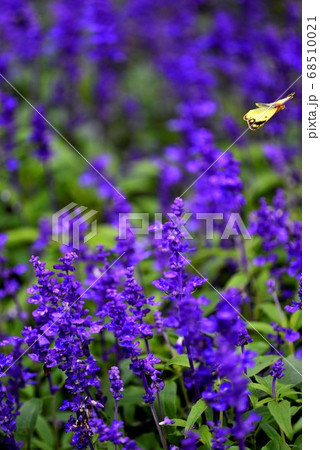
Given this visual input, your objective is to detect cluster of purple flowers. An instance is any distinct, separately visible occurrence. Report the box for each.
[152,199,260,449]
[21,253,108,449]
[0,0,41,68]
[202,289,259,450]
[79,156,130,226]
[0,234,27,321]
[250,190,302,308]
[97,265,164,408]
[109,366,124,402]
[267,321,300,356]
[152,199,208,396]
[0,337,35,449]
[0,197,302,450]
[0,0,301,449]
[270,359,285,399]
[30,107,53,163]
[0,93,19,174]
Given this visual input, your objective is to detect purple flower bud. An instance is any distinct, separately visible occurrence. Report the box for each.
[108,366,124,401]
[270,359,285,379]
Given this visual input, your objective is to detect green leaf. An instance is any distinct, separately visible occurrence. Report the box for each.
[6,227,38,246]
[247,355,279,377]
[136,432,161,450]
[293,434,302,450]
[247,172,283,203]
[255,375,273,390]
[259,303,285,324]
[185,399,207,431]
[226,272,248,289]
[248,382,272,396]
[268,400,293,440]
[120,386,145,405]
[31,438,53,450]
[119,359,135,384]
[228,447,251,450]
[290,406,301,416]
[276,384,295,396]
[198,425,212,448]
[16,398,43,444]
[261,439,291,450]
[254,397,272,408]
[293,417,302,434]
[160,381,177,418]
[169,419,186,427]
[289,310,302,331]
[192,247,237,265]
[87,225,117,249]
[247,321,274,334]
[165,355,190,369]
[280,356,302,386]
[260,422,281,440]
[35,416,54,447]
[60,427,72,449]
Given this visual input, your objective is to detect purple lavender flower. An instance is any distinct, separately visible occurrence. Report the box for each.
[270,359,285,379]
[202,289,259,448]
[30,107,53,162]
[186,142,245,239]
[83,0,126,121]
[79,155,130,226]
[94,263,166,446]
[22,253,107,448]
[263,144,300,179]
[109,366,124,402]
[48,0,85,125]
[0,234,28,320]
[0,93,19,173]
[270,359,285,399]
[152,198,208,398]
[0,365,21,449]
[181,430,199,449]
[96,419,140,449]
[0,0,42,64]
[160,416,175,425]
[237,326,253,347]
[0,337,35,449]
[32,217,52,254]
[285,274,302,313]
[267,322,300,355]
[121,266,154,340]
[250,190,301,303]
[209,423,229,450]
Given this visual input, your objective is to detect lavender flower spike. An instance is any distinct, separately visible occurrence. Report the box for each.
[109,366,124,402]
[270,359,285,400]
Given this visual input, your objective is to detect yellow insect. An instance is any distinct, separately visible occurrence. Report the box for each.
[243,92,295,130]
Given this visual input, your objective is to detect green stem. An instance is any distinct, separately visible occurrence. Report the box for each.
[288,341,295,355]
[150,403,168,450]
[47,373,58,450]
[115,400,118,450]
[162,331,176,358]
[141,373,167,450]
[272,291,285,322]
[179,372,190,408]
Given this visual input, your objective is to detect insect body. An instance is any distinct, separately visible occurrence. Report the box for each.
[243,92,295,130]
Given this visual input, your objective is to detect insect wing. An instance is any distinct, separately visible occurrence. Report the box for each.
[272,92,295,107]
[243,107,278,130]
[255,102,272,107]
